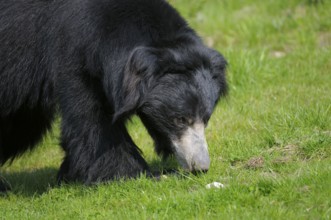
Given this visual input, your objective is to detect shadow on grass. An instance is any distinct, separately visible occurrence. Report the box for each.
[1,167,58,197]
[148,156,180,174]
[0,159,177,198]
[1,157,201,197]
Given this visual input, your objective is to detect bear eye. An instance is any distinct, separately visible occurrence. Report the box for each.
[173,117,193,126]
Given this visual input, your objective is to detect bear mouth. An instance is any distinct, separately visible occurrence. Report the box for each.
[171,122,210,172]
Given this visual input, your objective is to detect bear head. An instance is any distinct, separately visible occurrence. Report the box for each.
[114,40,227,172]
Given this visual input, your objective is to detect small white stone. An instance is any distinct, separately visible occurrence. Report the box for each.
[205,182,225,189]
[271,51,286,58]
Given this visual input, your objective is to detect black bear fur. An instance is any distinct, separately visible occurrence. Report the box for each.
[0,0,227,188]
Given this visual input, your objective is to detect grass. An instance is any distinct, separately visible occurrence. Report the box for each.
[1,0,331,219]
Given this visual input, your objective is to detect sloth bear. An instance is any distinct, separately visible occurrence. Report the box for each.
[0,0,227,189]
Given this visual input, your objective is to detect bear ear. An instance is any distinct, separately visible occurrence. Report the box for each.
[208,49,228,96]
[113,47,158,123]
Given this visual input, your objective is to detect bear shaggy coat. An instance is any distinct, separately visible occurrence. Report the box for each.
[0,0,227,187]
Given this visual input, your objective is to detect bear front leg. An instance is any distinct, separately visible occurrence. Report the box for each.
[58,122,149,185]
[57,75,149,185]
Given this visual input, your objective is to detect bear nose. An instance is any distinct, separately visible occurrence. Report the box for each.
[171,122,210,173]
[191,143,210,172]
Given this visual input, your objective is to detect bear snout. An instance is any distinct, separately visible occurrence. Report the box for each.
[172,122,210,172]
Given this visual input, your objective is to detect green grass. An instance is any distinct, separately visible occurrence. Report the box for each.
[1,0,331,219]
